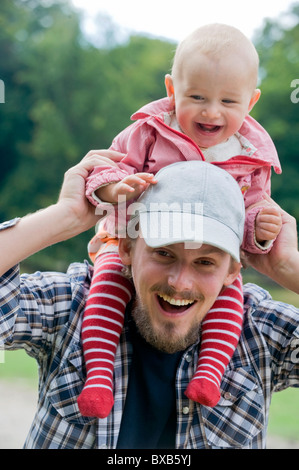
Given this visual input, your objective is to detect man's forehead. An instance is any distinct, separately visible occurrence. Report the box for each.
[142,239,227,256]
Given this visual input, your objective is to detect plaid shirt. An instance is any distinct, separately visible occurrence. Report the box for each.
[1,219,299,449]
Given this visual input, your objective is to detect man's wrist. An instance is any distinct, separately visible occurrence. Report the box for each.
[276,253,299,294]
[49,201,92,242]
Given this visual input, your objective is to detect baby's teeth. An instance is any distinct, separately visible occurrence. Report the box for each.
[158,294,194,306]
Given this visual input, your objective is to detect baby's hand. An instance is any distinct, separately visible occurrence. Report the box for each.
[98,172,157,203]
[115,173,157,201]
[255,206,282,244]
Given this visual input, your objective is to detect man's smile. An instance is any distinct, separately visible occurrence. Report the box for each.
[156,293,197,316]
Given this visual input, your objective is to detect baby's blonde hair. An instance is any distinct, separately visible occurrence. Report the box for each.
[172,23,259,90]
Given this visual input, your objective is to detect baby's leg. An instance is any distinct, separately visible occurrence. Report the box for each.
[185,274,243,407]
[77,250,133,418]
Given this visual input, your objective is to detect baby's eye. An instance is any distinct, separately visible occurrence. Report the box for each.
[222,99,236,104]
[191,95,204,101]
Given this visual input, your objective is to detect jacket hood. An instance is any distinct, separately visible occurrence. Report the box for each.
[131,98,281,174]
[239,116,281,174]
[131,97,173,120]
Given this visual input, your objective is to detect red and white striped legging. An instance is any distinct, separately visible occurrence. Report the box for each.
[77,248,133,418]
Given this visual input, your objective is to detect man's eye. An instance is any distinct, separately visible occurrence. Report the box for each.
[199,259,213,266]
[155,249,171,257]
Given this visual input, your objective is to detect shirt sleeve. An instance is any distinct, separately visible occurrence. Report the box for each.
[242,206,273,254]
[0,217,74,361]
[85,121,155,207]
[251,289,299,391]
[241,166,274,254]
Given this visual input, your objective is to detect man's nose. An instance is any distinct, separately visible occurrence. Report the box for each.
[168,264,195,292]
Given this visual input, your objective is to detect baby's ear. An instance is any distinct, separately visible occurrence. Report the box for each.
[165,74,175,99]
[248,89,261,112]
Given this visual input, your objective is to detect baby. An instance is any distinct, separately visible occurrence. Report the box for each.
[78,23,282,418]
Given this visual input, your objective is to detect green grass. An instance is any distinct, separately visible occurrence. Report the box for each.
[0,349,38,382]
[268,287,299,307]
[267,388,299,440]
[262,288,299,442]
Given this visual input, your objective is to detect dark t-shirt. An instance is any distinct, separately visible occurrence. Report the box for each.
[117,318,183,449]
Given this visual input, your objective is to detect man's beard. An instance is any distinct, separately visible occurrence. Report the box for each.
[131,298,201,354]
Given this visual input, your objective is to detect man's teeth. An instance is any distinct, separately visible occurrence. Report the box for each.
[158,294,194,306]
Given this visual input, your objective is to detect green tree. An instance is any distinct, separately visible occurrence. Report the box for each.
[0,0,35,187]
[252,4,299,219]
[6,0,297,272]
[0,0,174,271]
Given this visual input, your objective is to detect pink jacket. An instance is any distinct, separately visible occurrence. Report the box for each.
[86,98,281,254]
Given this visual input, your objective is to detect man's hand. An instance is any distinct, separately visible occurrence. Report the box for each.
[242,195,299,294]
[82,149,126,170]
[58,150,125,235]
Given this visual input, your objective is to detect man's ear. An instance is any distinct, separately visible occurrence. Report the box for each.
[248,89,261,112]
[165,74,175,101]
[223,261,242,287]
[118,237,133,266]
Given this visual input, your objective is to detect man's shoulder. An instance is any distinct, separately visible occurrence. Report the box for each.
[19,261,92,288]
[243,282,299,336]
[243,282,272,308]
[66,261,93,284]
[242,282,274,331]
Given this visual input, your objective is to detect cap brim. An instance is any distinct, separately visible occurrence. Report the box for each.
[138,211,240,262]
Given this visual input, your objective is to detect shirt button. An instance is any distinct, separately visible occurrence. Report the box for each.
[224,392,233,400]
[182,406,190,414]
[185,354,192,363]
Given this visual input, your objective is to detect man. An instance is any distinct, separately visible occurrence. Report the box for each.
[0,154,298,449]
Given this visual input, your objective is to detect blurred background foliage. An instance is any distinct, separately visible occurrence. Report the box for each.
[0,0,299,275]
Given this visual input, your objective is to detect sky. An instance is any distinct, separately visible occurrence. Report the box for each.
[71,0,296,44]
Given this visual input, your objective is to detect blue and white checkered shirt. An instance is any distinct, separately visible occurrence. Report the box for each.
[0,219,299,449]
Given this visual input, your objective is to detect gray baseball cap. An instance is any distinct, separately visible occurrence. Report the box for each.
[127,161,245,262]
